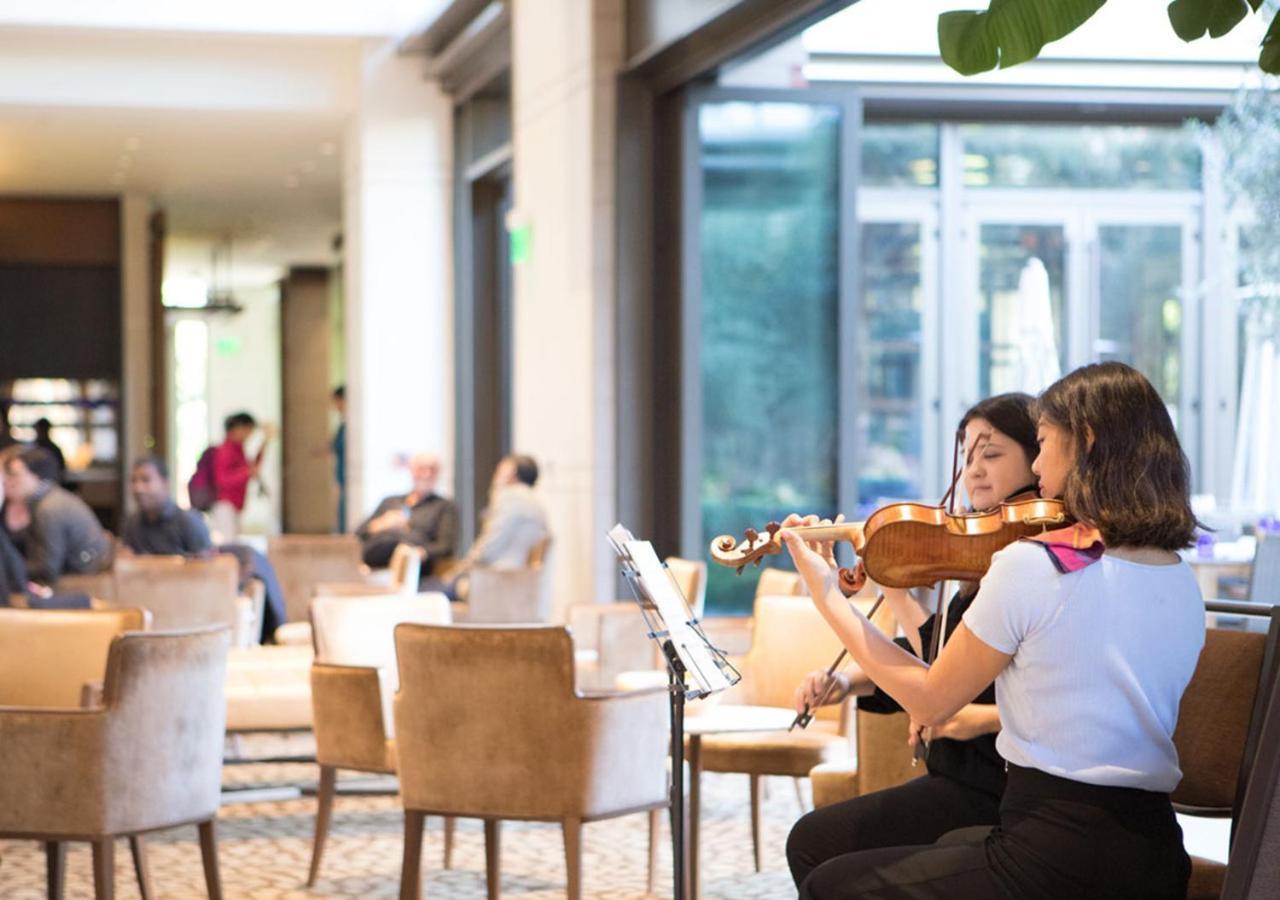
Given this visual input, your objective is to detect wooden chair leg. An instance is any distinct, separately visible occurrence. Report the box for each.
[750,774,763,873]
[129,835,154,900]
[563,818,582,900]
[400,810,426,900]
[647,808,660,896]
[443,815,456,870]
[307,765,337,886]
[91,838,115,900]
[198,819,223,900]
[483,819,501,900]
[45,841,66,900]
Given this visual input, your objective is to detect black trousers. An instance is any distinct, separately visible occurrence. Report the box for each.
[787,774,1002,887]
[798,764,1191,900]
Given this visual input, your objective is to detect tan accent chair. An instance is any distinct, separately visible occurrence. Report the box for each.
[307,592,454,886]
[0,606,151,707]
[696,594,890,872]
[808,709,918,809]
[571,556,709,690]
[459,537,554,623]
[278,542,421,647]
[0,626,231,900]
[110,554,242,632]
[393,624,670,900]
[1171,625,1269,899]
[224,643,315,733]
[753,566,805,599]
[267,534,367,625]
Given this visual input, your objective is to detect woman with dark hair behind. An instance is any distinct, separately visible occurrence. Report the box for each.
[786,392,1040,885]
[785,362,1202,898]
[2,446,111,586]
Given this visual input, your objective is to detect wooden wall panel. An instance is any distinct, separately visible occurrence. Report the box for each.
[280,267,335,533]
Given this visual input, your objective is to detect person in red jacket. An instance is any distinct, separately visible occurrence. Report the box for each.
[209,411,270,542]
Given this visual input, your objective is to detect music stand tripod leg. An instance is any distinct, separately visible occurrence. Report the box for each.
[663,639,687,900]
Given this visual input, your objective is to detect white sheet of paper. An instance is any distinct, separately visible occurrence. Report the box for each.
[623,539,732,694]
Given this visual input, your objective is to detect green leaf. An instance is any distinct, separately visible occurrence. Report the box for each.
[938,0,1107,76]
[1262,11,1280,74]
[1168,0,1249,41]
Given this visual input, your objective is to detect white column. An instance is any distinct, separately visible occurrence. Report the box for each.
[510,0,624,615]
[343,43,453,528]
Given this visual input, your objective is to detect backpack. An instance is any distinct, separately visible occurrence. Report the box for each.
[188,446,218,512]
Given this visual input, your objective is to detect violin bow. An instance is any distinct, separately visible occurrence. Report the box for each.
[790,594,884,732]
[914,429,986,762]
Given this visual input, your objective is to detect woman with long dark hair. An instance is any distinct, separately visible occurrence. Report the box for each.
[785,362,1202,898]
[787,392,1039,885]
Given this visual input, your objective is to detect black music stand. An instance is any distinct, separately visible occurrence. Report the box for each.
[609,526,739,900]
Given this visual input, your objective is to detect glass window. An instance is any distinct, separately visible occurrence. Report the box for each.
[862,123,939,187]
[977,224,1068,397]
[858,222,925,514]
[698,100,842,614]
[961,125,1201,190]
[1096,224,1184,424]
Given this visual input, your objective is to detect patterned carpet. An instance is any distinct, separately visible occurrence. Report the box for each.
[0,734,802,899]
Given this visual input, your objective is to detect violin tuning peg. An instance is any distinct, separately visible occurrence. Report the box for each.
[745,527,759,545]
[765,521,781,538]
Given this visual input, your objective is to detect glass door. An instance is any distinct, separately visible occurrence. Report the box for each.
[683,86,859,614]
[1087,210,1199,464]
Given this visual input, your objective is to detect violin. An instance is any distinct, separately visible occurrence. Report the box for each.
[709,496,1068,590]
[709,430,1070,735]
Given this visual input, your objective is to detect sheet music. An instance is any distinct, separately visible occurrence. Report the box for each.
[620,539,733,694]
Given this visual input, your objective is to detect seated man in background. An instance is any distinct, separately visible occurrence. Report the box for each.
[430,453,550,601]
[123,455,287,639]
[356,452,458,583]
[122,456,212,555]
[2,446,110,586]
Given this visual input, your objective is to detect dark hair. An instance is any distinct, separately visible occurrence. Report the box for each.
[333,385,345,400]
[224,411,256,432]
[132,455,169,481]
[958,392,1038,467]
[13,445,58,482]
[1035,361,1197,550]
[509,454,538,487]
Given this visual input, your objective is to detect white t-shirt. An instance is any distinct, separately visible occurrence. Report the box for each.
[963,540,1204,792]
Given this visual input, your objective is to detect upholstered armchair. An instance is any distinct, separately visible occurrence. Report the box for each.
[459,537,555,623]
[393,624,670,899]
[0,626,231,900]
[110,554,245,636]
[306,591,454,886]
[0,606,150,707]
[696,593,892,871]
[267,534,367,625]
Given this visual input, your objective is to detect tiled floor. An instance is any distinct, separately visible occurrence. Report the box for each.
[0,733,1231,899]
[0,734,800,899]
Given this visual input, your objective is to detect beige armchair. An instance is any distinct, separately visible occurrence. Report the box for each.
[570,556,708,690]
[307,591,454,886]
[0,626,231,900]
[697,593,890,871]
[393,624,670,899]
[0,606,150,707]
[267,534,367,625]
[110,554,243,633]
[459,537,554,623]
[276,542,421,648]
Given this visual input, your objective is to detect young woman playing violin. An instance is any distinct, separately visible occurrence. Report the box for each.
[782,362,1203,899]
[786,392,1040,887]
